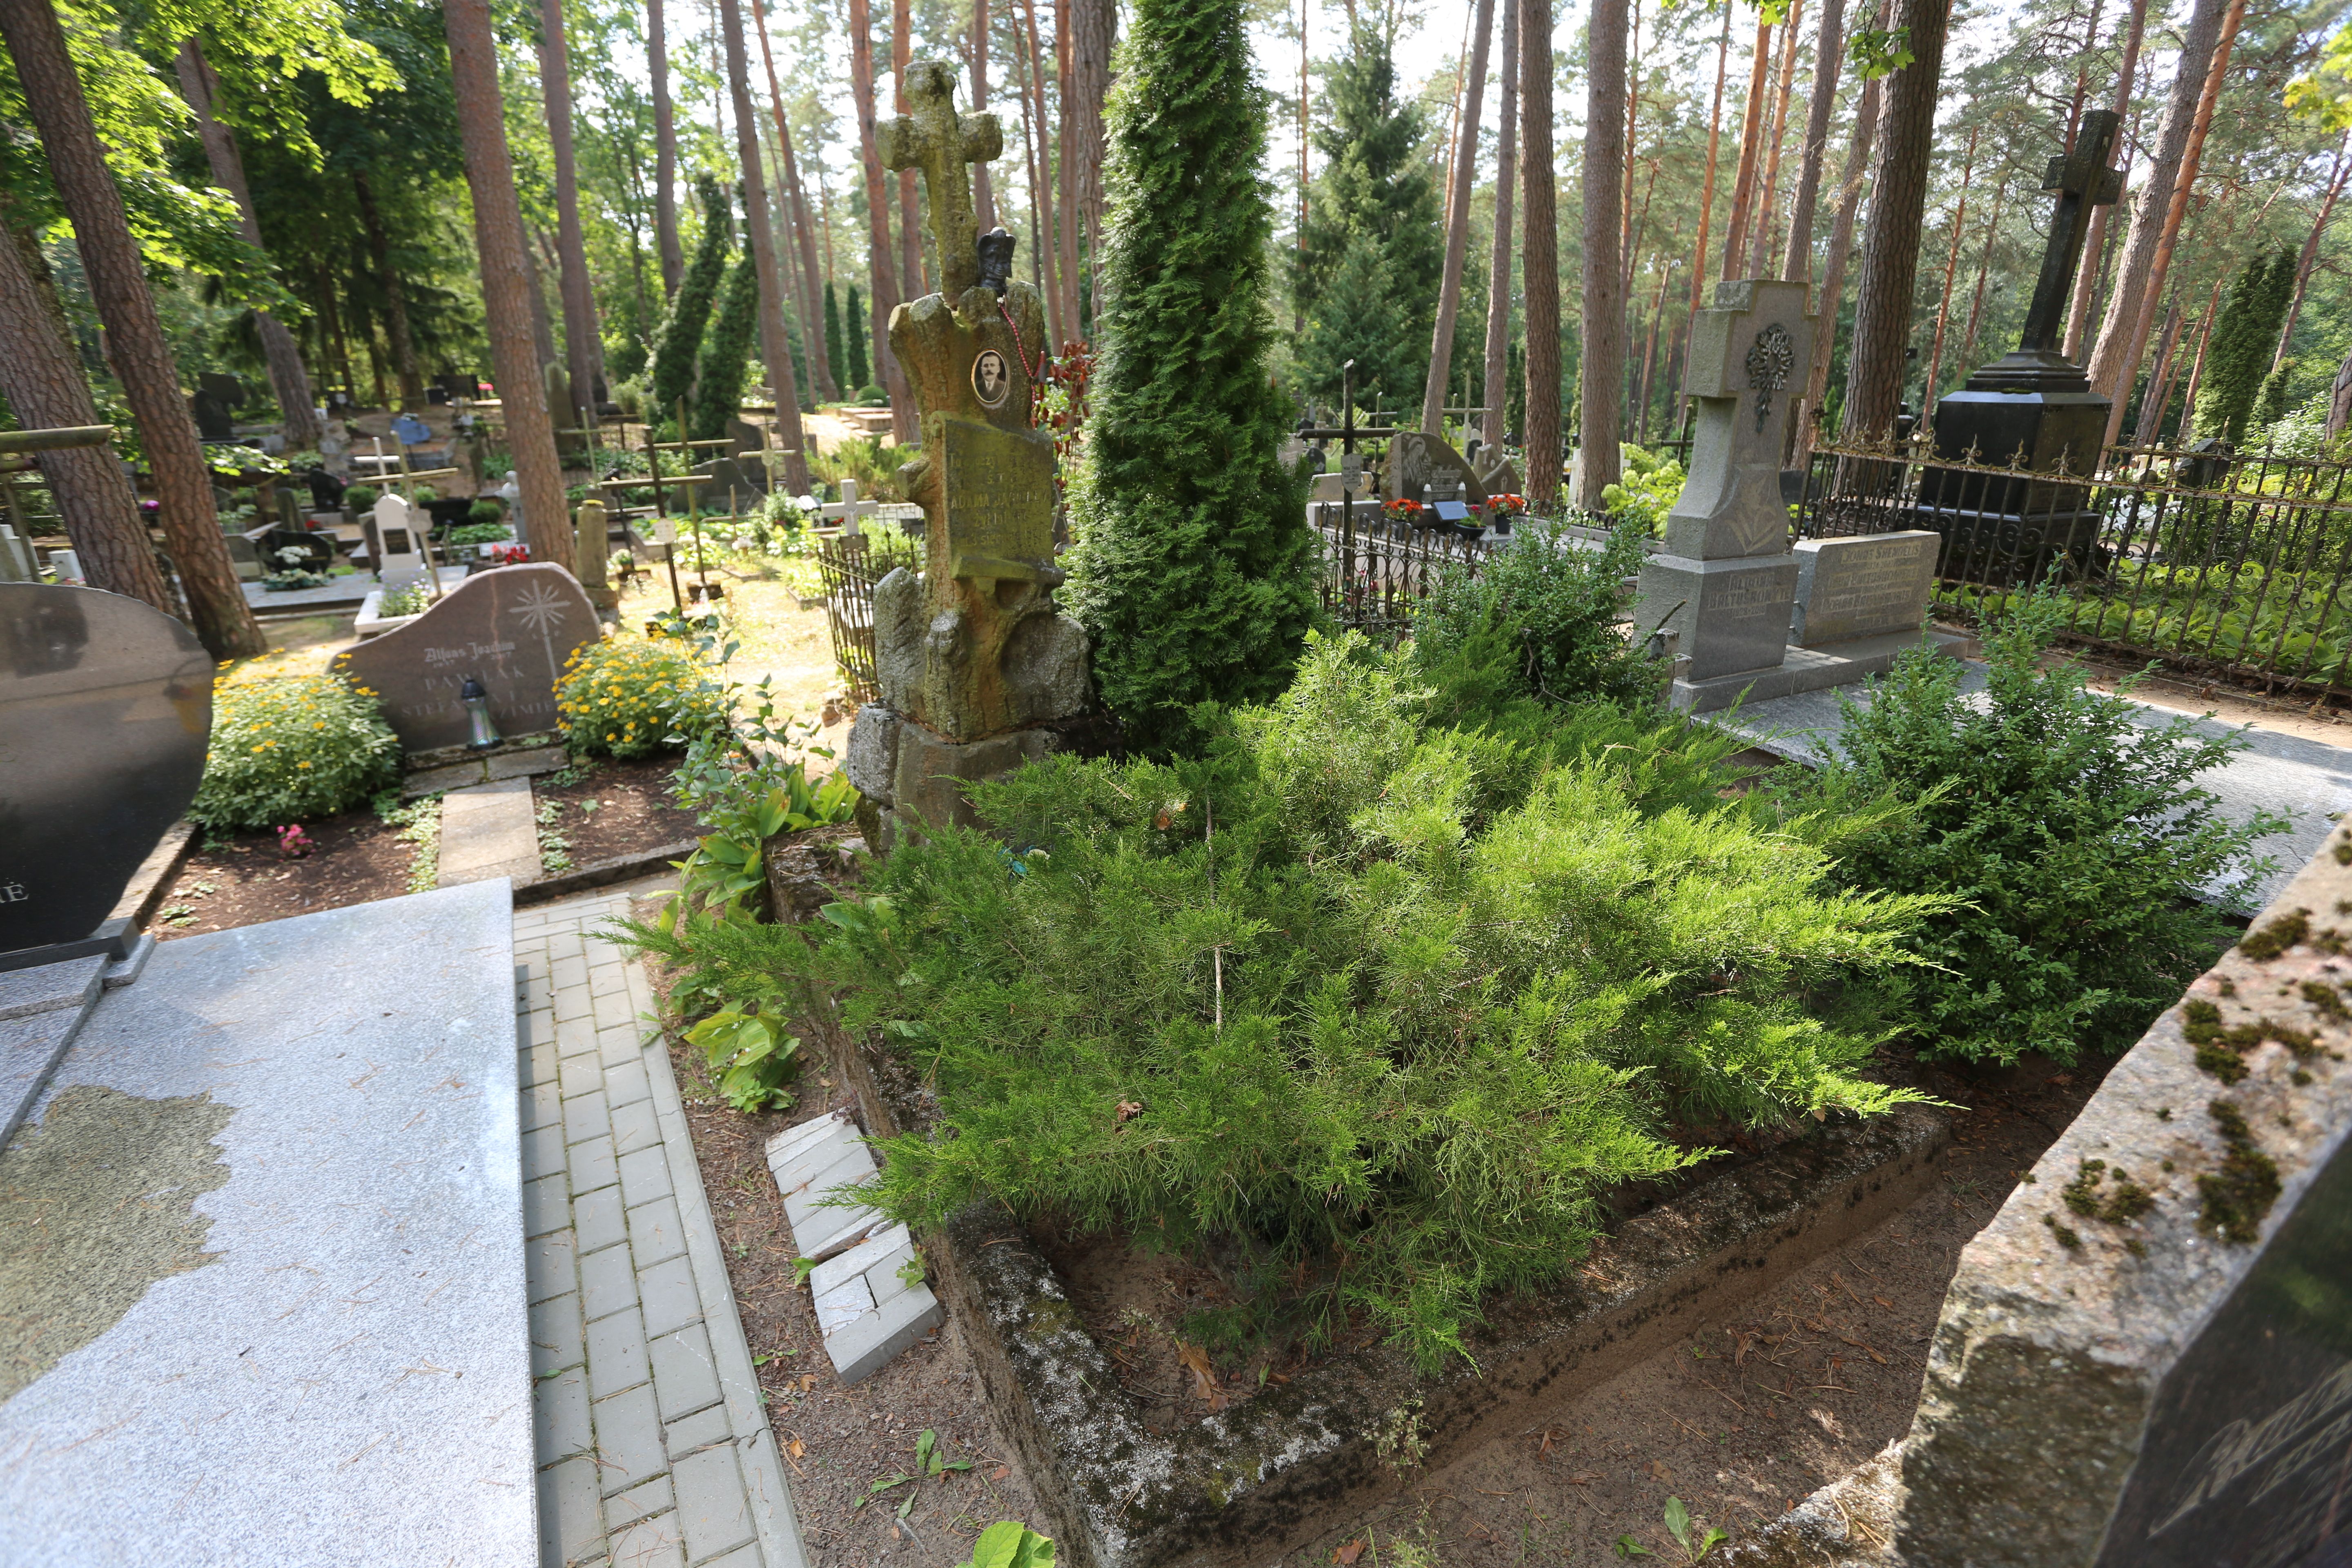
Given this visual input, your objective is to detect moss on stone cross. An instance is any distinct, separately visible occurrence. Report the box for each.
[877,61,1002,298]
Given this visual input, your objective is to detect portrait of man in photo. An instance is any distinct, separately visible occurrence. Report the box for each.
[972,349,1010,408]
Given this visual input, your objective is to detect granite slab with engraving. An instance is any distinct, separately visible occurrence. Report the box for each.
[0,585,211,958]
[1791,531,1938,646]
[334,563,599,751]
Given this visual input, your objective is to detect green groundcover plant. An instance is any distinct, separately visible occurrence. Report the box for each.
[653,635,1943,1369]
[1818,589,2284,1066]
[192,674,401,830]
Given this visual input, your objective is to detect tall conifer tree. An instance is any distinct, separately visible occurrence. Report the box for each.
[2194,249,2297,445]
[1064,0,1316,750]
[825,280,847,403]
[845,283,871,389]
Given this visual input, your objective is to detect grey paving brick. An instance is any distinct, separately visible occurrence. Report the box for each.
[612,1097,662,1157]
[555,983,593,1024]
[618,1142,673,1207]
[521,1079,562,1137]
[524,1172,570,1239]
[591,1382,669,1496]
[637,1253,702,1339]
[627,1195,687,1265]
[588,1305,652,1400]
[519,1038,559,1088]
[605,1056,652,1109]
[671,1443,756,1562]
[522,1121,566,1179]
[824,1279,944,1385]
[768,1123,862,1198]
[566,1087,612,1147]
[808,1222,908,1299]
[607,1472,676,1530]
[532,1290,586,1377]
[535,1454,604,1568]
[575,1185,628,1254]
[696,1544,764,1568]
[527,1230,577,1305]
[555,1013,601,1058]
[571,1134,619,1196]
[605,1512,687,1568]
[534,1365,590,1467]
[550,954,590,991]
[663,1402,734,1457]
[579,1242,639,1323]
[559,1050,602,1100]
[600,1025,644,1068]
[588,958,630,995]
[591,985,640,1031]
[764,1110,850,1166]
[648,1322,723,1421]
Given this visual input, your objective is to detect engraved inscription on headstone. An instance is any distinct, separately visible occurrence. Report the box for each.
[939,416,1057,582]
[334,563,599,751]
[1791,531,1939,646]
[0,584,212,956]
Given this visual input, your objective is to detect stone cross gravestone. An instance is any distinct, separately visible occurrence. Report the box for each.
[846,60,1090,840]
[574,499,615,612]
[818,479,880,537]
[333,563,599,751]
[0,584,211,964]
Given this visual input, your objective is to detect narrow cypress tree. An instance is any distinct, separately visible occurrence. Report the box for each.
[844,283,871,390]
[2195,249,2297,445]
[652,176,733,421]
[1062,0,1316,750]
[2253,359,2294,435]
[824,280,846,405]
[690,254,761,440]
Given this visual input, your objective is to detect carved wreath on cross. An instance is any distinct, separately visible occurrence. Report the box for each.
[1746,323,1795,434]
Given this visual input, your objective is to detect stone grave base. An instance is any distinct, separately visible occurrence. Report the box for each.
[0,882,535,1566]
[798,989,1948,1568]
[1666,628,1967,715]
[352,586,423,639]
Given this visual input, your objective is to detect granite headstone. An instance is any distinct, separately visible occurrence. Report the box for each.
[1382,430,1490,507]
[333,563,599,751]
[0,584,211,960]
[1789,531,1939,646]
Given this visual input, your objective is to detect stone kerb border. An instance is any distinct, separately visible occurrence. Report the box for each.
[799,987,1948,1568]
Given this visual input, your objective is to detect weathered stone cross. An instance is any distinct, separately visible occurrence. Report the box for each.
[1668,278,1814,561]
[877,62,1003,298]
[2018,109,2125,352]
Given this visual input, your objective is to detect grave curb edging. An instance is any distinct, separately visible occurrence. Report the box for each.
[515,841,697,909]
[799,986,1950,1568]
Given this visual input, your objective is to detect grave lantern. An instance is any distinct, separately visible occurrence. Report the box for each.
[460,675,499,749]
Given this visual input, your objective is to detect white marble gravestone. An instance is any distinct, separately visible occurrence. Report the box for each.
[370,493,424,590]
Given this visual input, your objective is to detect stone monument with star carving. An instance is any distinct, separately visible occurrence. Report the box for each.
[1635,278,1959,713]
[843,60,1091,843]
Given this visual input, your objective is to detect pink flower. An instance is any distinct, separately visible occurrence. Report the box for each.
[276,824,316,858]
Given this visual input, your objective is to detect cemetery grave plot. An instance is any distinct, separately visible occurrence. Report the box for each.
[531,755,704,868]
[154,809,422,938]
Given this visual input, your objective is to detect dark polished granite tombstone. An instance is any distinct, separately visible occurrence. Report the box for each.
[0,585,212,964]
[1915,112,2124,585]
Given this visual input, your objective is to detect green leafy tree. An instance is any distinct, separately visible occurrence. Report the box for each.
[824,279,846,402]
[1819,592,2284,1065]
[1061,0,1318,751]
[651,174,731,421]
[2194,249,2297,445]
[1291,22,1443,408]
[690,253,758,439]
[844,281,870,389]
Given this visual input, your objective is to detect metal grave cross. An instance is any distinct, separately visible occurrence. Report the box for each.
[2018,109,2125,353]
[877,61,1004,297]
[818,479,881,538]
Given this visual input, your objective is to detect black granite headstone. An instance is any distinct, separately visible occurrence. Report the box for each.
[191,388,236,443]
[0,585,212,960]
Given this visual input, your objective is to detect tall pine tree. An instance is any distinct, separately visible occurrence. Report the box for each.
[1062,0,1316,751]
[1292,24,1443,410]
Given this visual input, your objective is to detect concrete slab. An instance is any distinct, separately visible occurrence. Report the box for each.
[0,881,534,1567]
[440,776,541,889]
[0,954,106,1022]
[404,744,571,800]
[1717,663,2352,909]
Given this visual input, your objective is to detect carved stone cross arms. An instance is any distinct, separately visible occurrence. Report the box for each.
[877,61,1004,297]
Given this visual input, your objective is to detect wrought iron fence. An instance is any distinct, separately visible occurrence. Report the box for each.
[1794,437,2352,695]
[1315,502,1504,639]
[813,531,911,705]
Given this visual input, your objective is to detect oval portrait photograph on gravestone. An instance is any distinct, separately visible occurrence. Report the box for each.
[334,562,600,752]
[0,584,212,959]
[972,349,1010,408]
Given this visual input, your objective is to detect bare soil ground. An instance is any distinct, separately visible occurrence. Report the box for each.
[532,754,700,868]
[157,810,418,938]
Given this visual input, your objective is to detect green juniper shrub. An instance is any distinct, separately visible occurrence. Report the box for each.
[468,498,504,526]
[648,636,1940,1370]
[1412,519,1662,712]
[1817,589,2284,1066]
[192,675,402,830]
[343,484,380,512]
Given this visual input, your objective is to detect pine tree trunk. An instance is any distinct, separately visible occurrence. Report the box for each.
[2086,0,2237,437]
[2274,131,2351,372]
[972,0,997,229]
[754,0,837,399]
[523,231,560,375]
[1685,4,1731,352]
[2174,288,2220,441]
[1781,0,1846,280]
[1747,0,1804,271]
[1577,0,1628,509]
[352,174,425,409]
[1621,0,1640,303]
[1481,0,1518,452]
[895,0,927,298]
[2063,0,2145,356]
[443,0,571,567]
[0,220,171,608]
[1019,0,1066,343]
[850,0,914,437]
[1919,125,1978,419]
[1954,189,2002,379]
[2133,293,2183,443]
[1720,14,1774,280]
[718,0,812,488]
[538,0,602,414]
[651,0,683,295]
[1519,0,1562,511]
[1421,0,1494,433]
[1796,12,1883,457]
[1635,259,1674,438]
[1840,0,1954,444]
[1070,0,1113,274]
[172,38,323,448]
[0,0,261,657]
